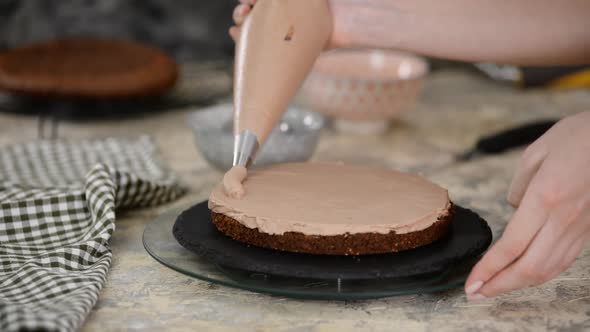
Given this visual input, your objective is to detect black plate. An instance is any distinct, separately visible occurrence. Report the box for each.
[173,201,492,281]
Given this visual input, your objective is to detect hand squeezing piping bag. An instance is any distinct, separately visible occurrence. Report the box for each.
[233,0,333,168]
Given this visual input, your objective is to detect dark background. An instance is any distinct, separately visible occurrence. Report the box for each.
[0,0,476,70]
[0,0,236,61]
[2,1,578,87]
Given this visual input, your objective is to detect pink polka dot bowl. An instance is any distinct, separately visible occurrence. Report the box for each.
[296,49,429,134]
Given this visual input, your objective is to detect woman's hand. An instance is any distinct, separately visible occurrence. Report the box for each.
[230,0,590,65]
[229,0,256,42]
[466,111,590,300]
[229,0,346,48]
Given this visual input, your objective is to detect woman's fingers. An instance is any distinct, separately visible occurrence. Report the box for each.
[507,144,547,207]
[476,221,587,298]
[470,192,590,299]
[552,213,590,278]
[536,208,587,273]
[546,235,587,281]
[233,4,251,25]
[474,210,569,298]
[231,2,255,41]
[229,26,241,42]
[465,179,548,296]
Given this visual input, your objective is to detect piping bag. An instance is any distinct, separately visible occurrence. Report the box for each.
[224,0,332,198]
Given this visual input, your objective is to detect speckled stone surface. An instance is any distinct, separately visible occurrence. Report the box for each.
[1,70,589,331]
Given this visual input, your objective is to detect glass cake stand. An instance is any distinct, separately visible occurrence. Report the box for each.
[143,206,478,300]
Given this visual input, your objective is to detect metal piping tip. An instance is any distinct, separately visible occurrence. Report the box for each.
[233,130,260,168]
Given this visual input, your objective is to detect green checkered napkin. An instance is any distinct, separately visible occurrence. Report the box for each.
[0,136,185,332]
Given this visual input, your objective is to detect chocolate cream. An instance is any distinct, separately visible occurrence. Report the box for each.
[210,162,451,236]
[223,165,248,199]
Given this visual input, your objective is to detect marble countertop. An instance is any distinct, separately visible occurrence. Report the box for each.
[1,70,589,331]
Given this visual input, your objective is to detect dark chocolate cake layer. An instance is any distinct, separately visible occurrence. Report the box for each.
[211,205,454,255]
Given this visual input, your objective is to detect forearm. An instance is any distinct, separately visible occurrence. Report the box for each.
[331,0,590,66]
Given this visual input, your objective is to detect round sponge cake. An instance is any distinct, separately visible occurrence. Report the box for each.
[209,162,453,255]
[0,38,178,99]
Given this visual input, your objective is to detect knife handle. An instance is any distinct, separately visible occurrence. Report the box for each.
[475,119,559,154]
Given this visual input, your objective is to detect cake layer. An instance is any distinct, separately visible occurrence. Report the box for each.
[211,208,453,255]
[209,162,451,236]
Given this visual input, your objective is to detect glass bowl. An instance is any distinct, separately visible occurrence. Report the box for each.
[188,104,324,171]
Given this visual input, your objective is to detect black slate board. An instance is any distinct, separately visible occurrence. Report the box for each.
[173,201,492,280]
